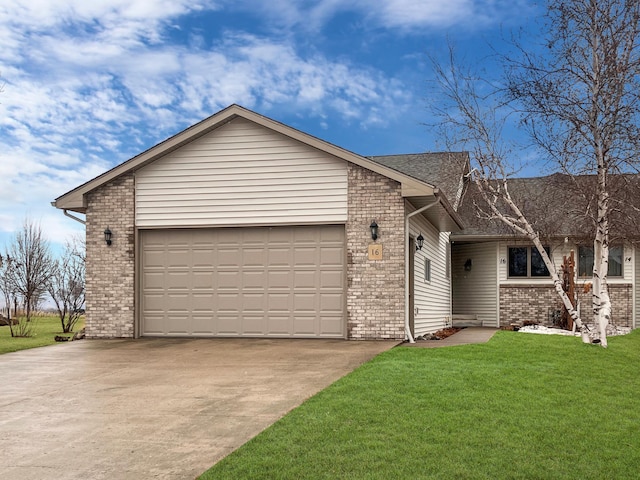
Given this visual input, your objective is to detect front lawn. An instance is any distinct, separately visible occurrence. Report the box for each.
[0,315,84,354]
[201,330,640,479]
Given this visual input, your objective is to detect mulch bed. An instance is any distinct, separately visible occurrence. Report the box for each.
[416,327,463,341]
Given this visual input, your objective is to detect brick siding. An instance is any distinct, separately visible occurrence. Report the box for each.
[500,283,632,327]
[83,164,411,340]
[346,164,405,340]
[85,174,135,338]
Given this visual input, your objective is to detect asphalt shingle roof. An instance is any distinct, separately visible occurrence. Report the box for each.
[456,173,640,241]
[368,152,470,208]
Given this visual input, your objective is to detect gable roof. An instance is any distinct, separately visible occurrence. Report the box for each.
[453,173,640,242]
[53,104,464,231]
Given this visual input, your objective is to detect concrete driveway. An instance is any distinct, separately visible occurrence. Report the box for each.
[0,338,396,480]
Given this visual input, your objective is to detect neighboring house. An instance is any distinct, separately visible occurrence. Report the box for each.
[451,174,640,329]
[53,104,468,340]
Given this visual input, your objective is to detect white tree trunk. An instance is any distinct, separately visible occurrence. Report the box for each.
[592,216,610,348]
[475,177,588,338]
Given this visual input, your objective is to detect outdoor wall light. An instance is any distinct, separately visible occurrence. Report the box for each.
[370,220,379,241]
[104,227,112,246]
[416,233,424,251]
[464,258,473,271]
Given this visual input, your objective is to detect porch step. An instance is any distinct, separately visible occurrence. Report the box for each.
[452,315,483,328]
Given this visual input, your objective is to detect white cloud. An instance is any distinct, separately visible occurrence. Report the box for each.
[219,0,531,32]
[0,0,418,247]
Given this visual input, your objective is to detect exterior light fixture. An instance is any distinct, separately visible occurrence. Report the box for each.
[104,228,112,246]
[370,220,379,241]
[416,233,424,251]
[464,258,473,271]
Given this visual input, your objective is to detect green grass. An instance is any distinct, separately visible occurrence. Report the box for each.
[200,331,640,479]
[0,315,85,354]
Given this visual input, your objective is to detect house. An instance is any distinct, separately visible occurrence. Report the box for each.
[53,104,468,340]
[450,174,640,330]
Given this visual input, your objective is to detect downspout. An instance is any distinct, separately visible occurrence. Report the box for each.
[63,209,86,225]
[405,198,441,343]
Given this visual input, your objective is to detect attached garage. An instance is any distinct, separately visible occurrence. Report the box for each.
[141,225,346,337]
[53,104,466,340]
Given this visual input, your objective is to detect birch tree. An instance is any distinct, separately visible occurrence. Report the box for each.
[429,52,589,339]
[431,0,640,347]
[506,0,640,347]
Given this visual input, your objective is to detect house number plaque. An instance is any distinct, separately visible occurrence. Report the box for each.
[368,244,383,260]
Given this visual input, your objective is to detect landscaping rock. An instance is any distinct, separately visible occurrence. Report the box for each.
[0,315,17,326]
[72,328,86,341]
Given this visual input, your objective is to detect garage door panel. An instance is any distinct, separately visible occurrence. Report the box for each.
[192,248,215,266]
[143,249,167,268]
[267,270,291,288]
[320,270,343,289]
[294,247,317,266]
[217,270,240,288]
[319,316,343,336]
[294,270,316,288]
[143,272,165,289]
[242,293,265,311]
[192,271,213,289]
[243,270,266,288]
[167,249,190,267]
[216,293,241,311]
[320,293,343,312]
[217,316,240,335]
[165,293,190,310]
[320,246,343,266]
[192,316,215,335]
[143,315,166,334]
[267,293,290,311]
[267,316,291,335]
[243,316,266,334]
[268,247,291,266]
[166,270,189,287]
[293,315,316,335]
[217,248,241,267]
[141,225,345,338]
[293,293,317,312]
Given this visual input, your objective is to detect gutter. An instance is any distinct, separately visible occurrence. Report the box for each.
[405,198,441,343]
[63,208,86,225]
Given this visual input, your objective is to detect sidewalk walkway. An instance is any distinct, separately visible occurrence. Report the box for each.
[400,327,499,348]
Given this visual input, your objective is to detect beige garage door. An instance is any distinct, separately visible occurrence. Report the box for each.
[140,225,345,337]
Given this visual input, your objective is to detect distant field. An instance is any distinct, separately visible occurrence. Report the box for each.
[0,314,85,355]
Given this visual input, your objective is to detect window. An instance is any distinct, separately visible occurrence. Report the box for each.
[424,258,431,282]
[445,243,451,279]
[508,246,550,277]
[578,245,623,277]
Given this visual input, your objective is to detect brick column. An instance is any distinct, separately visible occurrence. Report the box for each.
[85,174,135,338]
[346,164,405,340]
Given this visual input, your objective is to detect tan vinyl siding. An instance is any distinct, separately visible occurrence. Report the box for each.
[452,242,498,327]
[135,117,348,227]
[410,215,451,336]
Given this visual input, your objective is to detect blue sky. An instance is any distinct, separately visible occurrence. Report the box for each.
[0,0,538,252]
